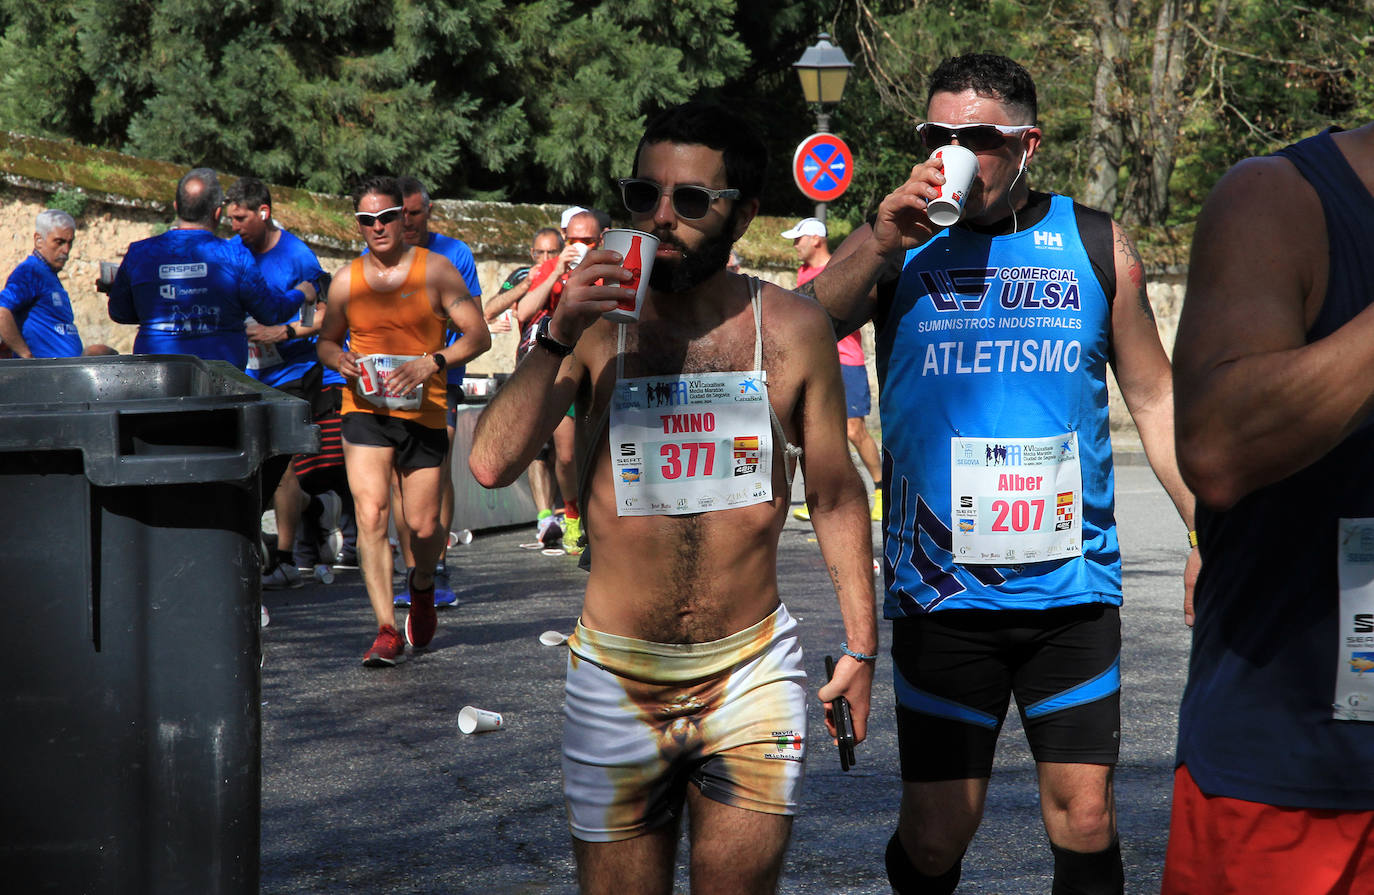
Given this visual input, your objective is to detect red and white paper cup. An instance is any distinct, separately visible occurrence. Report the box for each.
[356,354,380,395]
[600,228,658,324]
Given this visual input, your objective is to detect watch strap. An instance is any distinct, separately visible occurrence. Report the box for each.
[535,317,574,358]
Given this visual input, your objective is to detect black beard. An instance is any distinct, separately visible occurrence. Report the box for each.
[648,208,739,294]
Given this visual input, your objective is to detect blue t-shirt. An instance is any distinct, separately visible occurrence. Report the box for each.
[877,194,1120,615]
[108,228,304,370]
[425,231,481,385]
[231,229,331,387]
[0,252,82,357]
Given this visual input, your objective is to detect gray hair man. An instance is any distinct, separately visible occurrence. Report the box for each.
[0,208,82,357]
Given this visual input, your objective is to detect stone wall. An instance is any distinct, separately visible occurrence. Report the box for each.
[0,184,794,373]
[1,182,1183,442]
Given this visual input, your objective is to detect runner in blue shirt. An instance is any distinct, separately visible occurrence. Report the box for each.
[224,178,329,391]
[0,209,82,357]
[803,55,1197,895]
[225,176,335,591]
[107,168,315,370]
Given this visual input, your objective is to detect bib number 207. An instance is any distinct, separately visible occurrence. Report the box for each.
[660,442,716,480]
[991,499,1045,532]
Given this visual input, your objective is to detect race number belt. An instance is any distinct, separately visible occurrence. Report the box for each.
[609,370,772,516]
[950,431,1083,565]
[246,340,283,370]
[356,353,423,411]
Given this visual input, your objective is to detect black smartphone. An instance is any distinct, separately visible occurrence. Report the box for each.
[824,654,857,771]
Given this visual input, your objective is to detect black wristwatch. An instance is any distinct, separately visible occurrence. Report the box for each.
[534,316,574,358]
[283,324,297,340]
[432,352,447,372]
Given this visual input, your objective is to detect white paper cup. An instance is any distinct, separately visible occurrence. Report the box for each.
[539,630,569,646]
[927,144,980,228]
[600,228,658,324]
[98,261,119,288]
[568,243,589,269]
[458,706,504,734]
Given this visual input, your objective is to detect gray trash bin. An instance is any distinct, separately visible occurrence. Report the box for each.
[0,355,318,894]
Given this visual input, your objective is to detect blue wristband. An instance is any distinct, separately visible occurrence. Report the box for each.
[841,641,877,663]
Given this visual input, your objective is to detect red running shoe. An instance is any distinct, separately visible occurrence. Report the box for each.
[405,569,437,649]
[362,625,405,667]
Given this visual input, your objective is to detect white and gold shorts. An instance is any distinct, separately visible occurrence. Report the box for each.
[562,604,808,842]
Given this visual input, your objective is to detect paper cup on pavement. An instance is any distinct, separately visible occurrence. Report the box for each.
[458,706,504,734]
[539,630,569,646]
[926,144,980,228]
[600,228,658,324]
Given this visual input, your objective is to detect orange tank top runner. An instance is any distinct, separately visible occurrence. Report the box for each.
[339,248,447,429]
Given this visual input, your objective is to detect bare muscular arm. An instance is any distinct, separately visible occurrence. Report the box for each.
[1107,219,1199,620]
[1174,146,1374,512]
[0,307,31,358]
[778,287,878,744]
[803,159,947,337]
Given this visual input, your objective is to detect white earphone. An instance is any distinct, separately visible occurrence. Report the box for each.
[260,210,268,221]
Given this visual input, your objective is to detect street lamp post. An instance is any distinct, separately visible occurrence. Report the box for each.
[792,32,853,221]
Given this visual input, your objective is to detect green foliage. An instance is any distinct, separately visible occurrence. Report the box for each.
[0,0,1369,238]
[47,187,88,219]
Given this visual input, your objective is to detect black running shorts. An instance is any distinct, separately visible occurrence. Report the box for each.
[891,603,1121,781]
[341,412,447,470]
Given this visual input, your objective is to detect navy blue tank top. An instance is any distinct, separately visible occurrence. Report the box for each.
[1176,128,1374,809]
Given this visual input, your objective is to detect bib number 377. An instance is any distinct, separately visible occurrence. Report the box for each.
[660,441,716,479]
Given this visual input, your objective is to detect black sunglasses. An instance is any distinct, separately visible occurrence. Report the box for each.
[916,122,1033,153]
[618,178,740,220]
[354,205,403,228]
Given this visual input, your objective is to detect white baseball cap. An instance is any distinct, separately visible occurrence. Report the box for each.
[560,206,590,229]
[781,217,827,239]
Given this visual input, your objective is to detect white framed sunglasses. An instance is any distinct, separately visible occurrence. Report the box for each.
[354,205,403,227]
[916,122,1034,152]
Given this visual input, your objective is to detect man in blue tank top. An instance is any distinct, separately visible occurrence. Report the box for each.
[106,167,315,370]
[224,176,332,591]
[0,209,82,358]
[1166,125,1374,893]
[804,55,1197,894]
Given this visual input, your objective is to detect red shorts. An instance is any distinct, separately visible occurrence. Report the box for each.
[1162,764,1374,895]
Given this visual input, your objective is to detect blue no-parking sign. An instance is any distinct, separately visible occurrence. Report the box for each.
[792,133,854,202]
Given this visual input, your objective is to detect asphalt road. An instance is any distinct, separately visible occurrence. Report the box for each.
[260,462,1193,894]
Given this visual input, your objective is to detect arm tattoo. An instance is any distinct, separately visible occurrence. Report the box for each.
[795,280,818,300]
[1115,227,1154,322]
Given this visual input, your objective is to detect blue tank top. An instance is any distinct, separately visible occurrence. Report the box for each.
[878,194,1120,615]
[1176,128,1374,810]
